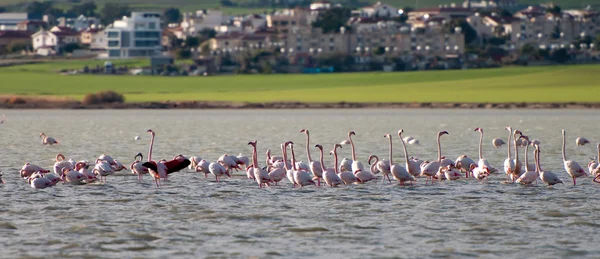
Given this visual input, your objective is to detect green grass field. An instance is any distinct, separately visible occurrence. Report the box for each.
[0,61,598,103]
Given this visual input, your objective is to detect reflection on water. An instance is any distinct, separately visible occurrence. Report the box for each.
[0,109,599,258]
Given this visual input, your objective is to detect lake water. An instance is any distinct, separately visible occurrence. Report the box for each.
[1,109,599,258]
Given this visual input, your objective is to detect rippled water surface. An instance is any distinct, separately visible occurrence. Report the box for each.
[1,109,600,258]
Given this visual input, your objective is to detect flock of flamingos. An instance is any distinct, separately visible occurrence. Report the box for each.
[6,126,600,189]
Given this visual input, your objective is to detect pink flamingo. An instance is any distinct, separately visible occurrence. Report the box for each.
[130,152,149,181]
[248,140,271,187]
[562,129,586,185]
[141,129,190,187]
[300,129,323,186]
[289,142,316,187]
[315,144,343,187]
[420,131,448,184]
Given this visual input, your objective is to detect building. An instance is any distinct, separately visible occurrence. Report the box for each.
[180,10,226,38]
[468,14,518,39]
[353,2,400,19]
[31,28,80,55]
[463,0,518,10]
[284,27,351,55]
[266,8,315,34]
[103,12,163,58]
[80,28,105,49]
[409,7,473,21]
[16,20,48,32]
[0,30,33,50]
[0,13,29,31]
[209,32,273,53]
[57,15,101,32]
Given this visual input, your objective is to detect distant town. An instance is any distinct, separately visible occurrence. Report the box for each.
[0,0,599,75]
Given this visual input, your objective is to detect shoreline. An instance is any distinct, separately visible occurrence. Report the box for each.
[1,97,600,109]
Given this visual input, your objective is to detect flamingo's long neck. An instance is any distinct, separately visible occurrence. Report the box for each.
[318,147,327,171]
[290,145,298,170]
[388,137,393,165]
[281,144,290,171]
[561,131,567,161]
[349,134,356,161]
[333,148,339,174]
[305,132,312,162]
[266,150,271,166]
[506,128,512,159]
[478,130,483,160]
[148,133,155,162]
[524,140,529,170]
[369,156,378,173]
[513,132,519,164]
[597,143,600,163]
[252,144,258,168]
[533,148,542,173]
[437,134,442,162]
[399,133,410,167]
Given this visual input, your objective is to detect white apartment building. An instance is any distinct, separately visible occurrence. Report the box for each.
[180,10,226,38]
[103,12,162,58]
[0,13,29,31]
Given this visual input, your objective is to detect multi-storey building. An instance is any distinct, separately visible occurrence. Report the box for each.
[103,12,162,58]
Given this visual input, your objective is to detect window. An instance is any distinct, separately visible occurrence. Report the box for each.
[107,31,119,38]
[109,49,120,57]
[281,21,288,26]
[134,31,160,38]
[291,21,296,25]
[329,46,334,51]
[296,46,301,51]
[149,22,156,29]
[134,40,159,47]
[108,40,119,47]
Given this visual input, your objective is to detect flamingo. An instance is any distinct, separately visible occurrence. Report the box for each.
[93,159,114,183]
[510,129,524,181]
[208,161,228,183]
[503,126,516,182]
[40,132,58,145]
[420,131,448,184]
[53,154,73,177]
[0,170,4,184]
[469,163,490,182]
[28,172,53,189]
[536,144,563,186]
[218,154,241,175]
[529,139,540,146]
[195,159,211,178]
[300,129,323,186]
[589,143,599,176]
[283,141,297,187]
[20,163,50,179]
[455,155,476,178]
[248,140,270,187]
[289,142,316,187]
[576,137,590,146]
[316,144,343,187]
[520,136,536,172]
[562,129,587,185]
[76,161,97,183]
[492,138,506,148]
[266,144,287,185]
[386,130,415,186]
[516,136,538,185]
[189,156,202,170]
[130,152,149,181]
[474,128,495,174]
[236,154,250,170]
[61,167,86,185]
[368,155,391,183]
[331,143,357,185]
[443,164,462,181]
[141,129,191,187]
[339,158,352,174]
[348,131,365,174]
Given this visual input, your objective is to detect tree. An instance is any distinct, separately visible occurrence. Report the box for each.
[0,7,7,13]
[184,37,200,48]
[520,44,535,56]
[5,42,32,53]
[62,43,81,53]
[373,46,385,55]
[393,7,412,23]
[547,5,561,15]
[162,7,181,24]
[311,7,352,33]
[26,1,64,17]
[100,3,131,25]
[199,28,217,39]
[551,48,569,63]
[594,35,600,50]
[177,48,192,59]
[220,0,237,7]
[69,1,97,17]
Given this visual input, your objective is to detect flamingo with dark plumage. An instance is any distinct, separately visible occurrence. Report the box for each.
[141,129,191,187]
